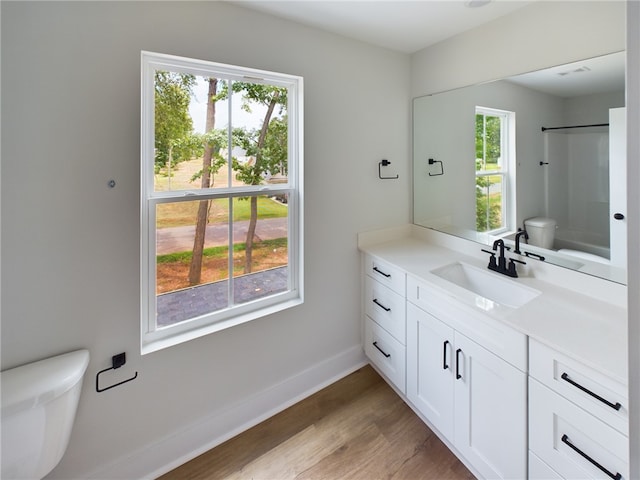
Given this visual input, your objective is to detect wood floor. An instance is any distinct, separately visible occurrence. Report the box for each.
[159,365,475,480]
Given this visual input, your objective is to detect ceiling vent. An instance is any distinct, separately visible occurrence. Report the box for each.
[557,66,592,77]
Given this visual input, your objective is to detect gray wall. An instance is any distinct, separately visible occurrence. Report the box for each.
[0,2,410,477]
[411,1,626,98]
[627,3,640,475]
[413,79,565,233]
[627,2,640,478]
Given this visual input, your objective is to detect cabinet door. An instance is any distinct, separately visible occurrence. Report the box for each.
[406,302,455,440]
[454,332,527,480]
[609,107,626,269]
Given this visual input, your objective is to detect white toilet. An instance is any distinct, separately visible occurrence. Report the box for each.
[1,349,90,480]
[523,217,557,249]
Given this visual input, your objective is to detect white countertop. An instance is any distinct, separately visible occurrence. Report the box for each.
[359,233,628,385]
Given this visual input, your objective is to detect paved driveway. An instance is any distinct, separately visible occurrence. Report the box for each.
[156,217,288,254]
[156,266,288,326]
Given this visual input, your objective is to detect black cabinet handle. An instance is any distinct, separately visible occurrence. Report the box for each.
[443,340,450,370]
[455,348,462,379]
[561,434,622,480]
[561,373,622,411]
[372,298,391,312]
[613,213,625,220]
[372,266,391,278]
[373,341,391,358]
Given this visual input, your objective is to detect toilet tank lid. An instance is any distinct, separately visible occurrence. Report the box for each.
[1,350,90,414]
[524,217,557,227]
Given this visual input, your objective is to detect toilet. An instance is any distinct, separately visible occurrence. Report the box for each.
[1,349,90,480]
[523,217,557,249]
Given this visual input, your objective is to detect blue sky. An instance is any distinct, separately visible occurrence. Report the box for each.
[188,76,268,133]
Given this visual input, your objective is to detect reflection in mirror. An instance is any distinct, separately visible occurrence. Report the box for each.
[413,52,626,284]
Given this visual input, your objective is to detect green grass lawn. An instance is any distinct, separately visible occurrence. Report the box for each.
[157,197,287,228]
[157,237,287,263]
[155,159,288,228]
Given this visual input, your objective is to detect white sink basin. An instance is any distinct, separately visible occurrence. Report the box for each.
[430,262,540,309]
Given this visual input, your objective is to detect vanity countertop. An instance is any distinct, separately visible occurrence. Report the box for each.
[360,235,628,385]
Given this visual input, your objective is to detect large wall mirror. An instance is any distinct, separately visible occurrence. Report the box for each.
[413,51,626,284]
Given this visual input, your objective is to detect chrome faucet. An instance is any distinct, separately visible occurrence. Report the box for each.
[514,229,529,255]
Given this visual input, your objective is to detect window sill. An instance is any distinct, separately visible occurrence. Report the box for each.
[141,296,303,355]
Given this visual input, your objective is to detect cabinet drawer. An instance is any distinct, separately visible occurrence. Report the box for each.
[364,254,405,295]
[364,317,406,393]
[529,451,562,480]
[529,378,629,480]
[530,339,628,435]
[365,276,406,344]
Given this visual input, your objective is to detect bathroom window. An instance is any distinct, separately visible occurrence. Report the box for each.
[475,107,515,233]
[141,52,303,353]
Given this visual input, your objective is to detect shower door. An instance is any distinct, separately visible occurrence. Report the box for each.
[609,107,627,270]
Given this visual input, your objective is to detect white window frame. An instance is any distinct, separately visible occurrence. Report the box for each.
[141,51,304,354]
[475,106,516,235]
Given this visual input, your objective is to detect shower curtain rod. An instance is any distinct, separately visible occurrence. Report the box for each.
[541,123,609,132]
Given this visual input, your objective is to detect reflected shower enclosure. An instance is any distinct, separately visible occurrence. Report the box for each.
[542,125,611,259]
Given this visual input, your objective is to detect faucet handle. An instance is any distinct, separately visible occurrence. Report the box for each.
[507,257,526,277]
[482,249,498,269]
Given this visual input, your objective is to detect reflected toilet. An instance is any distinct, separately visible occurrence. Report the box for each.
[523,217,557,249]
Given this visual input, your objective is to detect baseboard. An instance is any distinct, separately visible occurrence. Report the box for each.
[85,345,367,480]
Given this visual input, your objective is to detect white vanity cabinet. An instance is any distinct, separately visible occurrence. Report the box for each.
[359,234,628,480]
[406,277,527,480]
[363,255,407,393]
[528,339,629,480]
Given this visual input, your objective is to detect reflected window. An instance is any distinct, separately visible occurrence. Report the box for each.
[141,52,303,353]
[475,107,514,233]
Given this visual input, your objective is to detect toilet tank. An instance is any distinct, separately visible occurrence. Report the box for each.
[1,349,90,480]
[524,217,557,249]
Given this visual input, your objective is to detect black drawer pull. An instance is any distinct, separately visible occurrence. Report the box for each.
[372,266,391,278]
[372,298,391,312]
[373,341,391,358]
[443,340,450,370]
[561,373,622,411]
[455,348,462,379]
[561,434,622,480]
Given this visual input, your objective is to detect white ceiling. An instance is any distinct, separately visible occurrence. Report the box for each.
[229,0,533,53]
[506,51,626,98]
[228,1,624,95]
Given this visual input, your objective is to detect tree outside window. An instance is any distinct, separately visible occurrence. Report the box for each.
[475,108,510,233]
